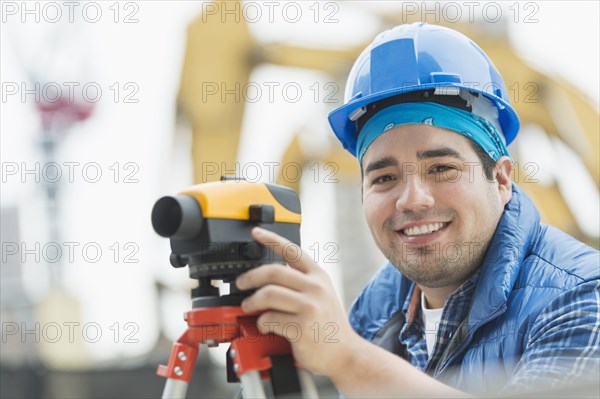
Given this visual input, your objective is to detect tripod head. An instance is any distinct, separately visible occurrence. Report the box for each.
[151,178,301,308]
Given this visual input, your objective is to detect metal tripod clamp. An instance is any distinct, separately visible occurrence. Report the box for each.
[157,342,198,382]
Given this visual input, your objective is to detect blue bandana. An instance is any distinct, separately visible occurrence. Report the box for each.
[356,102,511,165]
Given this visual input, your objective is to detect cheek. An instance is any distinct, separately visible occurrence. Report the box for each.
[434,180,473,223]
[363,193,390,228]
[443,169,481,194]
[362,196,378,226]
[443,181,493,229]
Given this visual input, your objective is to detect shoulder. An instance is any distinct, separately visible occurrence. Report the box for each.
[505,224,599,332]
[521,224,599,287]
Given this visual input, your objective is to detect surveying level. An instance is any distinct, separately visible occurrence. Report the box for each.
[152,178,318,398]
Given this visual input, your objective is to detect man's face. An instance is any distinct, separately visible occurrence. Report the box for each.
[361,124,511,289]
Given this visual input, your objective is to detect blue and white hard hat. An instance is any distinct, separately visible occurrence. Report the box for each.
[328,22,520,157]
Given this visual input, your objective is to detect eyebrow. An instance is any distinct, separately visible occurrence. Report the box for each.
[363,147,466,176]
[416,147,466,162]
[363,156,398,175]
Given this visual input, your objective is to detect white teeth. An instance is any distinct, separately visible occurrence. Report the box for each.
[402,222,446,236]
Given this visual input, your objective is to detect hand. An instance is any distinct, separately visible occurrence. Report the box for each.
[235,228,467,399]
[235,226,361,376]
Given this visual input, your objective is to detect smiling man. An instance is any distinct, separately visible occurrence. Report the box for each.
[361,122,512,310]
[236,23,600,397]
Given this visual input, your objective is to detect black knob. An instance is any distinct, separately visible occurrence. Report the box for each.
[249,204,274,224]
[169,254,188,268]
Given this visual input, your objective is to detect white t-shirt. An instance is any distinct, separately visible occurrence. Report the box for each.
[421,291,444,357]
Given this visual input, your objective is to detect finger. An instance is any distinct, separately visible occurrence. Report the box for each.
[241,285,306,314]
[252,227,314,273]
[256,311,302,340]
[236,264,312,291]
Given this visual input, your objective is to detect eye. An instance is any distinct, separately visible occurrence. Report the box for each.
[371,174,396,185]
[429,164,454,174]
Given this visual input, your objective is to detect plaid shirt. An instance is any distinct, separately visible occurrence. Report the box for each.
[398,273,600,391]
[502,279,600,392]
[399,271,480,373]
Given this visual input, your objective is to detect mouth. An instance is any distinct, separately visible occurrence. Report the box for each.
[400,222,448,236]
[395,221,451,243]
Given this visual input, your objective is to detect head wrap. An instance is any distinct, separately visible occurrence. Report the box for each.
[357,102,511,165]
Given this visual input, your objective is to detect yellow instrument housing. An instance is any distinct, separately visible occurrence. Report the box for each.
[180,181,301,224]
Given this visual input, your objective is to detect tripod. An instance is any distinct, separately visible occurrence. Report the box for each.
[157,300,319,398]
[151,179,312,398]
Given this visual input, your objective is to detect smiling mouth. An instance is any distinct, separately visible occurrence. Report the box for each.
[399,222,450,237]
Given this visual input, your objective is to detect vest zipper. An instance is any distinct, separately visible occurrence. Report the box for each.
[435,306,506,377]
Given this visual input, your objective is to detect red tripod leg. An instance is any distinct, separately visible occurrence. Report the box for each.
[157,340,199,382]
[229,317,302,397]
[157,307,312,398]
[157,334,200,399]
[157,307,244,398]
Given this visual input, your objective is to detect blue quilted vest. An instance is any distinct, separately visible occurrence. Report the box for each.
[349,184,599,393]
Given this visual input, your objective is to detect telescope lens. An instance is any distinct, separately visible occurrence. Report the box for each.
[152,195,203,239]
[152,196,183,237]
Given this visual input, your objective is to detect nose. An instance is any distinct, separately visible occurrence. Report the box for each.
[395,176,435,212]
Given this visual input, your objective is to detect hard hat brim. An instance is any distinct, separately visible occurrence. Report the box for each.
[328,83,520,156]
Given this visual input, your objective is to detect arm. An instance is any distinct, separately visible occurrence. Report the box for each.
[236,227,468,398]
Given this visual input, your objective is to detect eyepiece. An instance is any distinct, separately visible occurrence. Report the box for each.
[151,195,203,239]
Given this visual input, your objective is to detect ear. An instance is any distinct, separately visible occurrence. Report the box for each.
[495,156,513,205]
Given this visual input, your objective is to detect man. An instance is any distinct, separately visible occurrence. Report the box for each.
[235,23,600,397]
